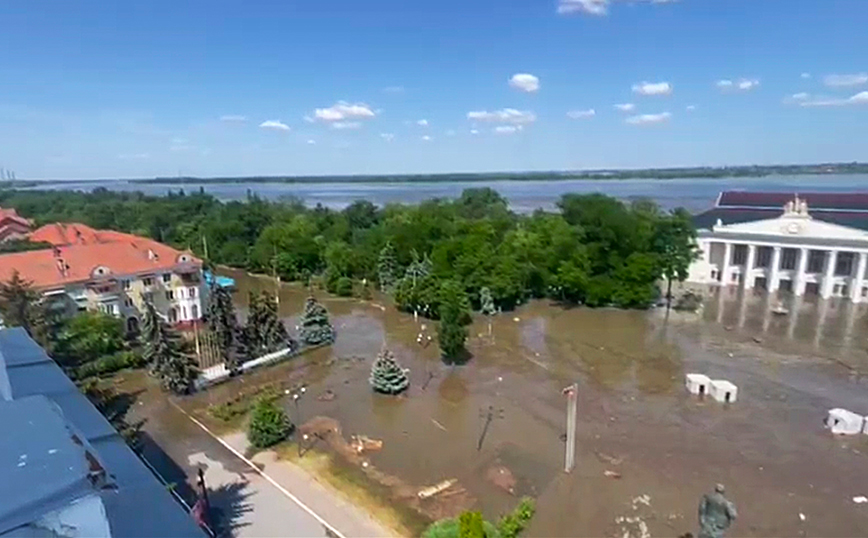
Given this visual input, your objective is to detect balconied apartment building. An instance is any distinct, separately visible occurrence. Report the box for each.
[0,223,206,332]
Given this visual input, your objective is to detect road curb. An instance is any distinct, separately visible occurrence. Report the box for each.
[169,400,348,538]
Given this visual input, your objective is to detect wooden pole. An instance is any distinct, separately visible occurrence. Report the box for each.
[563,383,577,473]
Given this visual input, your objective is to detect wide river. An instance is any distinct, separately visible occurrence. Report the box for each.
[24,174,868,213]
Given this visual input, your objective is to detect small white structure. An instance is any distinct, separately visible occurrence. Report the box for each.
[826,408,864,435]
[709,379,738,403]
[685,373,711,396]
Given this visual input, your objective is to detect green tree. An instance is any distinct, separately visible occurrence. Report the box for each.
[369,348,410,395]
[206,284,242,373]
[654,208,700,309]
[246,291,291,355]
[140,301,198,394]
[299,296,335,346]
[247,397,293,449]
[54,311,125,368]
[377,241,398,292]
[0,270,48,340]
[438,280,470,362]
[497,498,536,538]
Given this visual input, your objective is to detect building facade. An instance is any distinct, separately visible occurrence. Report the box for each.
[688,192,868,303]
[0,207,33,242]
[0,223,206,331]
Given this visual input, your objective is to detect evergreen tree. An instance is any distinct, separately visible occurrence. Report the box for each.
[377,241,398,292]
[299,296,335,346]
[245,291,292,355]
[247,397,293,449]
[438,280,470,362]
[140,301,198,394]
[404,250,432,286]
[206,284,241,372]
[369,348,409,395]
[479,286,496,336]
[0,270,53,348]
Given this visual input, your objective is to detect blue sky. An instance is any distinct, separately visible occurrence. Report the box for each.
[0,0,866,179]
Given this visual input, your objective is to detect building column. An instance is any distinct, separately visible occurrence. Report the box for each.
[852,252,867,304]
[821,250,838,299]
[721,242,732,287]
[794,248,809,296]
[769,247,782,293]
[743,245,756,289]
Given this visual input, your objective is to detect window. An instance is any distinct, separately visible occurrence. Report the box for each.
[731,272,740,283]
[841,285,849,297]
[833,284,842,295]
[731,245,748,266]
[191,305,199,319]
[781,248,798,271]
[181,306,188,320]
[168,308,178,323]
[142,277,154,287]
[863,287,868,298]
[189,287,197,298]
[122,279,131,290]
[807,250,826,274]
[124,298,133,308]
[779,280,793,293]
[166,290,174,301]
[162,273,172,283]
[835,252,854,276]
[754,277,767,290]
[755,247,772,268]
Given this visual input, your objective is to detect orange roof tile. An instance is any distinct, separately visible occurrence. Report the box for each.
[0,207,33,228]
[0,235,201,289]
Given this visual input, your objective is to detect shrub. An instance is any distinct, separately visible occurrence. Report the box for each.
[247,397,293,449]
[423,516,499,538]
[335,276,354,297]
[497,497,535,538]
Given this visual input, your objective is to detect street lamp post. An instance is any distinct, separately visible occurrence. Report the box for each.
[285,385,307,456]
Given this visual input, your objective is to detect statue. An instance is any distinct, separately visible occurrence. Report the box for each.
[698,484,737,538]
[784,200,794,214]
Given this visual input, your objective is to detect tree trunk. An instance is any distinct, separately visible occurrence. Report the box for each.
[666,277,673,312]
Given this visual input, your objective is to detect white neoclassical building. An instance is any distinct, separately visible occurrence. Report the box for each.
[688,192,868,303]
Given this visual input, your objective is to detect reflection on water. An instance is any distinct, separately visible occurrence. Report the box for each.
[703,286,868,369]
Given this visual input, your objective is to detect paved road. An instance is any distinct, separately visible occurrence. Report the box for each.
[135,396,391,537]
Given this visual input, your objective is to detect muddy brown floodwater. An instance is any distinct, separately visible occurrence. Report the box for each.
[181,268,868,537]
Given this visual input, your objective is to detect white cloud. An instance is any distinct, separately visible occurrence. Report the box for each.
[380,133,395,142]
[466,108,536,124]
[307,139,316,145]
[421,135,432,141]
[791,92,810,101]
[470,129,479,135]
[685,105,696,111]
[625,112,671,125]
[614,103,636,112]
[417,119,429,127]
[632,81,672,96]
[801,72,811,80]
[567,109,596,119]
[332,121,362,130]
[220,114,247,122]
[557,0,676,16]
[823,73,868,88]
[313,101,376,122]
[509,73,540,93]
[494,125,523,134]
[383,86,405,94]
[259,120,290,131]
[717,78,759,92]
[798,90,868,107]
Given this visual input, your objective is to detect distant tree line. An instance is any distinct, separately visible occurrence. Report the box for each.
[0,187,698,360]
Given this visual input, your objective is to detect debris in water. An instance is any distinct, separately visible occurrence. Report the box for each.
[418,479,457,499]
[853,496,868,504]
[604,470,622,479]
[799,512,806,521]
[753,336,763,344]
[350,434,383,453]
[513,317,520,322]
[431,419,448,432]
[317,389,336,401]
[596,451,623,466]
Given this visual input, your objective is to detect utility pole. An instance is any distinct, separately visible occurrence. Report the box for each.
[563,383,578,473]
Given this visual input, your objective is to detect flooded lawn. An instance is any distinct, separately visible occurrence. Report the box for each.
[180,268,868,537]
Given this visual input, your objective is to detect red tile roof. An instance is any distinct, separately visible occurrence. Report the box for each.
[718,191,868,211]
[28,223,144,246]
[0,207,33,228]
[0,226,200,289]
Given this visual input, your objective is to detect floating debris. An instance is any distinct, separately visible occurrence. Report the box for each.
[604,470,622,479]
[418,479,457,499]
[350,434,383,453]
[317,389,336,401]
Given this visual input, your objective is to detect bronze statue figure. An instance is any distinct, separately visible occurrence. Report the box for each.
[698,484,737,538]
